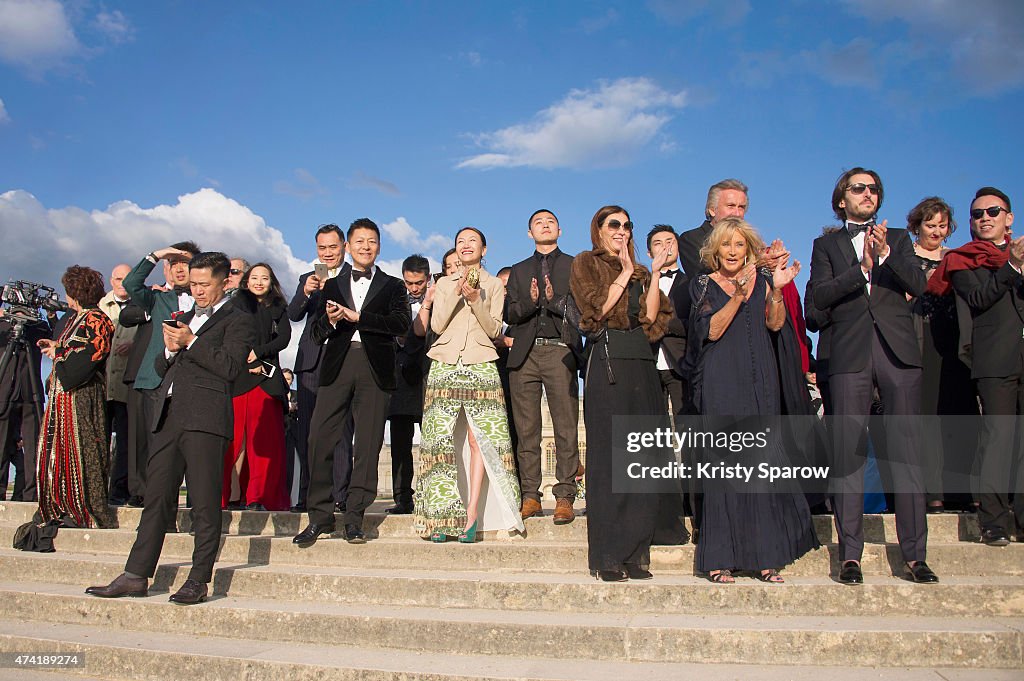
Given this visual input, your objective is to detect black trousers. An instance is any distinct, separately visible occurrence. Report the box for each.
[0,400,41,502]
[656,368,691,544]
[974,342,1024,534]
[126,387,159,499]
[296,368,353,507]
[125,399,226,583]
[106,400,129,502]
[307,346,390,527]
[388,415,417,506]
[830,329,927,563]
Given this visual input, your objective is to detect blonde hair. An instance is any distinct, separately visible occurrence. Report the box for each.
[699,217,765,272]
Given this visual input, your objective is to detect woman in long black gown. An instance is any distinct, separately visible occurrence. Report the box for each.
[687,218,819,583]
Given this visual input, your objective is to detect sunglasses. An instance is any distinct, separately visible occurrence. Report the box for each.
[605,220,634,232]
[846,183,880,196]
[970,206,1009,220]
[229,269,243,275]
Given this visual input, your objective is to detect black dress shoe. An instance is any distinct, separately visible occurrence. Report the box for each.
[344,523,366,544]
[838,560,863,585]
[292,523,335,545]
[246,502,267,512]
[981,529,1011,546]
[289,502,306,513]
[335,501,347,513]
[624,564,653,580]
[596,570,628,582]
[126,495,144,508]
[906,561,939,584]
[85,573,148,598]
[226,501,244,511]
[169,579,208,605]
[385,503,414,515]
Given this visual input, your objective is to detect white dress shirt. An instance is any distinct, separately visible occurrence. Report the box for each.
[655,269,678,371]
[165,297,229,394]
[349,266,375,343]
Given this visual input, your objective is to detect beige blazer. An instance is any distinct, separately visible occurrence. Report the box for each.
[427,268,503,365]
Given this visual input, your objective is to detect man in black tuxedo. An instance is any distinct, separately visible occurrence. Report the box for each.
[950,187,1024,546]
[505,209,583,525]
[87,252,256,604]
[386,255,432,515]
[810,167,934,585]
[294,219,410,545]
[287,224,354,513]
[0,310,50,501]
[677,179,749,277]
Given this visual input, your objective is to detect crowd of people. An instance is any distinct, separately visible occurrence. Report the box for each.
[1,166,1021,604]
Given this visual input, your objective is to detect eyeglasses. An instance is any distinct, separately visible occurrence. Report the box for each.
[846,183,880,196]
[605,220,634,232]
[970,206,1009,220]
[229,269,242,275]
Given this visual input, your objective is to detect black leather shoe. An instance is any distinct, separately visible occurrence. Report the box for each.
[981,529,1011,546]
[838,560,863,585]
[906,561,939,584]
[126,495,144,508]
[385,503,414,515]
[344,523,366,544]
[596,570,628,582]
[335,501,347,513]
[85,573,148,598]
[289,502,306,513]
[169,579,208,605]
[292,523,335,545]
[246,502,267,512]
[625,564,653,580]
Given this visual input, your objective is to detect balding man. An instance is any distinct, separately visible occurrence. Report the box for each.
[677,178,749,277]
[98,264,138,505]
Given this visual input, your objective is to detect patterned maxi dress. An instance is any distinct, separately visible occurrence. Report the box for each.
[37,308,117,528]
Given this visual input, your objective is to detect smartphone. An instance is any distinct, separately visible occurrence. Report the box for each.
[260,361,277,379]
[314,263,329,280]
[162,319,180,327]
[432,273,444,283]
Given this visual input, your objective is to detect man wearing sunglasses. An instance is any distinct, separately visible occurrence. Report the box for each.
[947,187,1023,546]
[809,167,933,585]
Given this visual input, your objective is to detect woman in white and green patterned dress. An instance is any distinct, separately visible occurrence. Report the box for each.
[414,227,525,542]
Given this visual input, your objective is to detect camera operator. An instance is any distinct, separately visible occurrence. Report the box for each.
[0,306,51,502]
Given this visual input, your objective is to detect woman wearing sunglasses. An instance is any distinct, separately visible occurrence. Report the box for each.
[569,205,675,582]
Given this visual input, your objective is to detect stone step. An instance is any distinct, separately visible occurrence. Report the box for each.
[0,501,984,542]
[2,583,1022,668]
[0,549,1020,618]
[32,526,1024,576]
[2,620,1020,681]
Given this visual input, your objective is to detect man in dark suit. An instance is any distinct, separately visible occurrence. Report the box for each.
[677,179,749,277]
[810,167,935,585]
[949,186,1024,546]
[505,209,583,525]
[386,255,432,515]
[0,309,50,501]
[87,252,256,605]
[286,224,354,513]
[294,219,410,545]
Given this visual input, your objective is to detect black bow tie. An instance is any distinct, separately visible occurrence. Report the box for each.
[661,269,679,279]
[193,306,213,317]
[846,220,875,237]
[352,269,372,282]
[174,286,190,295]
[409,295,424,305]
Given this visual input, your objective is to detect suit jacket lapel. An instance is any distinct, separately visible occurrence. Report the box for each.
[835,231,859,269]
[194,303,232,337]
[360,270,388,310]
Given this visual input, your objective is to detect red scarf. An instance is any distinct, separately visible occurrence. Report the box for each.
[926,239,1009,296]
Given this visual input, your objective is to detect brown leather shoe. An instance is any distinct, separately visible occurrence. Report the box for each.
[553,498,575,525]
[85,573,148,598]
[169,578,208,605]
[520,497,543,520]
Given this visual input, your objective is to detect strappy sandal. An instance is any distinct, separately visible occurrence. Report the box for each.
[757,569,784,583]
[708,569,734,583]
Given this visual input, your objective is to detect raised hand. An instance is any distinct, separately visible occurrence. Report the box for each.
[870,219,890,258]
[530,277,539,304]
[773,259,802,289]
[617,242,634,278]
[543,275,554,302]
[650,239,676,272]
[1009,236,1024,270]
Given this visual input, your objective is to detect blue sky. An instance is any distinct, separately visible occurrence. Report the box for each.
[2,0,1023,342]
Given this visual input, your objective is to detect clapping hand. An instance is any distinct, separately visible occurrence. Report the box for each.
[1009,236,1024,270]
[761,239,790,270]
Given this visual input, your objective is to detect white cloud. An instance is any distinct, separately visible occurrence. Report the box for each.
[93,9,133,44]
[347,171,400,196]
[0,0,80,74]
[0,187,311,367]
[273,168,328,200]
[840,0,1024,95]
[457,77,688,170]
[0,98,9,124]
[381,217,451,255]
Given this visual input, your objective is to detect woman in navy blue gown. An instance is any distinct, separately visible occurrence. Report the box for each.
[687,217,819,583]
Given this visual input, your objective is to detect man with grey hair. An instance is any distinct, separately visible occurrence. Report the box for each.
[225,258,250,293]
[98,263,137,504]
[677,178,749,276]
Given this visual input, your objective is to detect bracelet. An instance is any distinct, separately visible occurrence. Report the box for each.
[146,252,158,264]
[771,296,784,303]
[610,282,625,290]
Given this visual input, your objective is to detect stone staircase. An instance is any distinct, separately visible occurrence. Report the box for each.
[0,501,1020,680]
